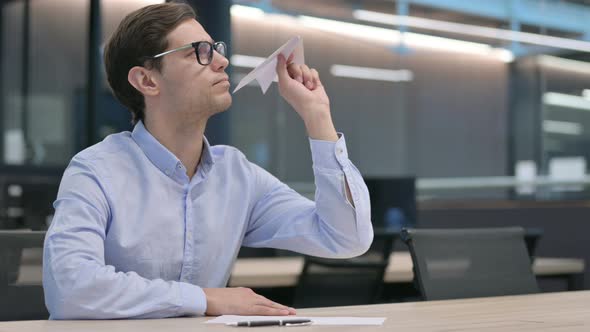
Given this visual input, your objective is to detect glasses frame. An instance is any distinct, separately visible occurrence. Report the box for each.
[150,41,227,66]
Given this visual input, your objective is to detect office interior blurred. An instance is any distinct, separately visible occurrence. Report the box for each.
[1,0,590,315]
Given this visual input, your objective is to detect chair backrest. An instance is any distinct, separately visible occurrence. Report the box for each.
[0,230,49,321]
[401,227,539,301]
[291,232,395,308]
[292,257,388,308]
[524,227,543,261]
[237,247,276,258]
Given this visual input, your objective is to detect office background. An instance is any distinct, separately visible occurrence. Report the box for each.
[1,0,589,290]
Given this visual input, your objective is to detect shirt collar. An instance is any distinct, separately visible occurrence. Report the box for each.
[200,136,215,174]
[131,121,215,179]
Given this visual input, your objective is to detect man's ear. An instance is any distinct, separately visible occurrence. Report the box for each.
[128,66,159,97]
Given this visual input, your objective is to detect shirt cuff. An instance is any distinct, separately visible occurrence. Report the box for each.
[178,282,207,316]
[309,133,349,170]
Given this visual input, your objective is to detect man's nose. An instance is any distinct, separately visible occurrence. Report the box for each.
[211,51,229,71]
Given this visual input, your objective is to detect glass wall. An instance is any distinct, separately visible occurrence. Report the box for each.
[229,3,510,199]
[228,1,590,201]
[2,0,88,166]
[539,56,590,200]
[0,0,162,168]
[2,0,590,202]
[2,1,26,164]
[0,0,165,230]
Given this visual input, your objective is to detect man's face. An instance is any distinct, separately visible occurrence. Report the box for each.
[156,19,231,119]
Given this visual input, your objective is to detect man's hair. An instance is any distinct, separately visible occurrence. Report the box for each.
[104,2,196,125]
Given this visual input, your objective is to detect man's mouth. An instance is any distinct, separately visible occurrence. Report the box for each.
[214,76,229,85]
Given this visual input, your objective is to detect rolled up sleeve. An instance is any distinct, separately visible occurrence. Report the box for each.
[244,133,373,258]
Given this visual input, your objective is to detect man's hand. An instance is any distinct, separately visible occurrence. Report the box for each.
[203,287,297,316]
[276,54,338,142]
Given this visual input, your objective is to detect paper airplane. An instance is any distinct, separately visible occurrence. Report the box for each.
[232,36,305,94]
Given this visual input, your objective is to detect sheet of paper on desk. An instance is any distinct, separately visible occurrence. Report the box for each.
[232,36,305,94]
[205,315,386,326]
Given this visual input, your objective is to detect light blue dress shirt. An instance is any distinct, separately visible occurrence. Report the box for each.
[43,121,372,319]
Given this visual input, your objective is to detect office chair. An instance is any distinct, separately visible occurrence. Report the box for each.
[524,227,543,261]
[0,230,49,321]
[401,227,539,301]
[237,247,277,258]
[291,232,395,308]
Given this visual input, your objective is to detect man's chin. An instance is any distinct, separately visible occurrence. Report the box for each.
[213,94,232,114]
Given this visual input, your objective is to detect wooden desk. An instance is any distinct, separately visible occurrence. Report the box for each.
[0,291,588,331]
[229,252,585,288]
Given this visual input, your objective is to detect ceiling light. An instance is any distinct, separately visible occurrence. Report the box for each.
[231,54,266,68]
[538,55,590,74]
[543,120,582,135]
[354,9,590,53]
[543,92,590,111]
[230,4,265,18]
[298,16,512,62]
[298,16,400,44]
[229,6,513,63]
[330,65,413,82]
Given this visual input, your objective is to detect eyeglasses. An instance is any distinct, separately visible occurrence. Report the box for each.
[150,41,227,66]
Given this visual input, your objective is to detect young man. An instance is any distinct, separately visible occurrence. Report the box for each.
[43,2,372,319]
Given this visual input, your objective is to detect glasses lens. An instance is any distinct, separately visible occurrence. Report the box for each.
[214,42,226,57]
[197,42,212,64]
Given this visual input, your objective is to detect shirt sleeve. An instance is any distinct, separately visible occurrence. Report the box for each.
[242,133,373,258]
[43,157,206,319]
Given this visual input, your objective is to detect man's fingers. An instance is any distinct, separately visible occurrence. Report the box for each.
[300,65,313,89]
[258,297,291,311]
[287,63,303,83]
[286,52,295,63]
[253,294,296,315]
[285,64,318,90]
[276,54,291,83]
[249,305,291,316]
[311,68,321,89]
[204,287,297,316]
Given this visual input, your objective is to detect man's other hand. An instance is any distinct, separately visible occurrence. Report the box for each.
[203,287,297,316]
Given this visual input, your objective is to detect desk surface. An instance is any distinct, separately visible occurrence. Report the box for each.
[0,291,588,331]
[228,252,586,288]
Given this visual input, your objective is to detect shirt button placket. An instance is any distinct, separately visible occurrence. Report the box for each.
[181,187,193,281]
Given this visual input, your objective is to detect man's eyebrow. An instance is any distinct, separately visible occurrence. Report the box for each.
[196,36,214,44]
[186,39,214,48]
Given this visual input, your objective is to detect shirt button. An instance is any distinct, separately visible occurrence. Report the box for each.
[337,148,343,155]
[165,169,171,175]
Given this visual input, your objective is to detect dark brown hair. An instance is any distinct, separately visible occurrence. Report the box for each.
[104,2,196,125]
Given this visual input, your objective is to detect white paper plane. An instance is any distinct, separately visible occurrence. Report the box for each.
[232,36,305,94]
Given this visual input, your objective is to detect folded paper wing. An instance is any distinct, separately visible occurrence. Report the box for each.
[232,36,305,94]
